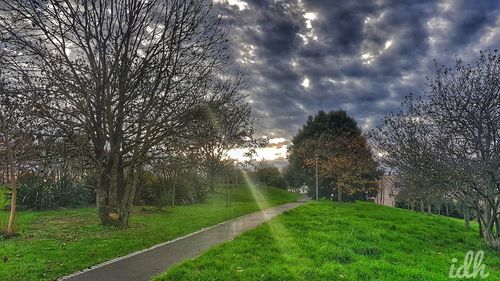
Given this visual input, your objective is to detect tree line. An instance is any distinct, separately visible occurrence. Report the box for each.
[372,50,500,250]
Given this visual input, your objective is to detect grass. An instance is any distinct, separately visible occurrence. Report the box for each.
[154,201,500,281]
[0,184,299,281]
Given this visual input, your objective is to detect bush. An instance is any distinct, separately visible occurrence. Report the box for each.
[10,175,94,210]
[134,171,166,206]
[135,170,209,206]
[251,165,288,189]
[174,172,209,205]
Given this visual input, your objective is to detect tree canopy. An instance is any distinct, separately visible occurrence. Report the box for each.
[286,110,380,201]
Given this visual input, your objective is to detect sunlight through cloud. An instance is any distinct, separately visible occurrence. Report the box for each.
[301,77,310,89]
[214,0,249,11]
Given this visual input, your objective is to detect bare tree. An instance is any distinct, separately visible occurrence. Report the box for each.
[0,0,240,226]
[0,67,31,235]
[191,93,253,190]
[427,51,500,249]
[372,51,500,249]
[0,70,18,235]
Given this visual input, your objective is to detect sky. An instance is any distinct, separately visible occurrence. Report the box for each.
[217,0,500,165]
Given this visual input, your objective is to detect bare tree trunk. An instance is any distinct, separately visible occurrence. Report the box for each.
[496,217,499,238]
[477,211,483,237]
[381,186,385,205]
[108,149,120,216]
[171,185,175,207]
[482,203,500,250]
[464,206,470,230]
[5,136,16,235]
[337,185,342,202]
[96,159,135,227]
[208,166,217,191]
[96,188,108,223]
[118,167,139,227]
[95,162,111,224]
[445,201,449,217]
[479,177,500,249]
[226,186,230,207]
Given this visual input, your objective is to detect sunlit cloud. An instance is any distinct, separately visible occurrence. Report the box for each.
[304,12,317,29]
[298,6,318,44]
[269,137,287,144]
[301,77,310,89]
[214,0,249,11]
[227,146,288,162]
[237,43,257,64]
[226,138,289,162]
[361,53,375,64]
[384,40,393,50]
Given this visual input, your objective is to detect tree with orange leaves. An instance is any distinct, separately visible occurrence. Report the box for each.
[286,110,381,201]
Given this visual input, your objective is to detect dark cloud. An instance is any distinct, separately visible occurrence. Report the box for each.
[215,0,500,139]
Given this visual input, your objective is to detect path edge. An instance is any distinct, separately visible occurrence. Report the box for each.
[58,201,304,280]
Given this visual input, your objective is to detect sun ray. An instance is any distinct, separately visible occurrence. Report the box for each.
[236,170,310,278]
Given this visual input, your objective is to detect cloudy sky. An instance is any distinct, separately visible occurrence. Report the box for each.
[217,0,500,164]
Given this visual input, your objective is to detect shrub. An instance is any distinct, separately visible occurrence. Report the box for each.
[174,172,209,205]
[135,170,209,206]
[10,175,94,210]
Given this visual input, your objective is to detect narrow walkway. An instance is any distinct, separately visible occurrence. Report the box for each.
[60,200,307,281]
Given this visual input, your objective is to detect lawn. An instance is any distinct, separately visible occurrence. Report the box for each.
[154,201,500,281]
[0,184,299,281]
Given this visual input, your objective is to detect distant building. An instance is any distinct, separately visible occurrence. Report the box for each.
[298,184,309,194]
[375,175,397,207]
[287,184,309,195]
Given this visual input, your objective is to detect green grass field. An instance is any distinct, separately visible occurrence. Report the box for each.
[154,201,500,281]
[0,184,298,281]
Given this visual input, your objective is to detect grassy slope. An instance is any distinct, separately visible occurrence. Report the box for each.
[154,201,500,281]
[0,184,298,281]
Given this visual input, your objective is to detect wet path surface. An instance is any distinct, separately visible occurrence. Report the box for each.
[60,200,307,281]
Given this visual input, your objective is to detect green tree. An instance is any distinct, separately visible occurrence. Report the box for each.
[252,161,287,189]
[286,110,380,201]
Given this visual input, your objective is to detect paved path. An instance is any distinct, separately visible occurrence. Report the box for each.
[59,200,307,281]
